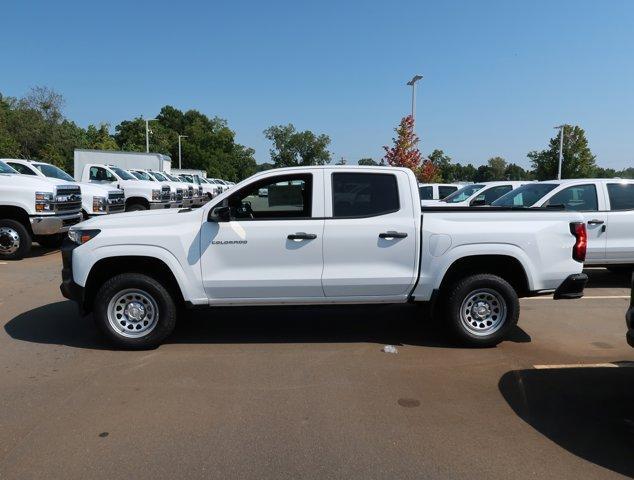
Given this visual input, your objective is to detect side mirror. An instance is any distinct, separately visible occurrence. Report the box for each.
[209,205,231,222]
[470,198,486,207]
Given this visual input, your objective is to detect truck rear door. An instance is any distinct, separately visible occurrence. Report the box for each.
[321,169,418,297]
[605,182,634,264]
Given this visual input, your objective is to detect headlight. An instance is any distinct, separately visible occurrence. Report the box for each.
[35,191,54,212]
[92,196,107,212]
[151,189,161,201]
[68,228,101,245]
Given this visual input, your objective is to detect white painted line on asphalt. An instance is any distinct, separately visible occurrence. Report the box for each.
[522,295,630,300]
[0,262,7,265]
[534,362,634,369]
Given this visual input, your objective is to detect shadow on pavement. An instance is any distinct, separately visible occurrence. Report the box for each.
[24,244,60,259]
[584,268,632,289]
[5,301,531,350]
[499,367,634,478]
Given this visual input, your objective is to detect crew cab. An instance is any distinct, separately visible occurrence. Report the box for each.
[128,169,185,209]
[4,159,125,219]
[77,163,171,211]
[1,160,82,259]
[423,181,529,207]
[418,183,460,201]
[61,166,588,348]
[493,179,634,270]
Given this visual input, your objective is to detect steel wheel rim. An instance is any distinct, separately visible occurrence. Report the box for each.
[459,288,507,336]
[107,289,159,338]
[0,227,20,255]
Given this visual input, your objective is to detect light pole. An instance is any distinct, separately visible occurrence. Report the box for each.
[406,74,423,120]
[554,125,565,180]
[145,118,158,153]
[178,135,188,169]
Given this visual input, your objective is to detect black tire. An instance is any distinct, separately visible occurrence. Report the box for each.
[36,233,65,248]
[93,273,177,349]
[0,219,31,260]
[443,273,519,347]
[126,203,148,212]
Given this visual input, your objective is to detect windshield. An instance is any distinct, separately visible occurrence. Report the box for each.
[492,183,559,207]
[33,163,75,181]
[164,173,181,182]
[150,171,167,181]
[0,160,18,174]
[442,184,485,203]
[111,167,136,180]
[132,171,153,181]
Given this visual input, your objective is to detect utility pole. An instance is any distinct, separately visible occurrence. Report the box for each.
[554,125,565,180]
[406,75,423,120]
[178,135,188,169]
[145,118,158,153]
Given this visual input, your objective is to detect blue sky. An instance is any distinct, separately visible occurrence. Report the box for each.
[2,0,633,168]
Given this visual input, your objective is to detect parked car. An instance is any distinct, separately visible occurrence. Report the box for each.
[177,174,206,207]
[4,158,124,219]
[1,160,82,259]
[625,275,634,347]
[128,169,185,209]
[423,181,530,207]
[493,179,634,270]
[77,163,171,211]
[61,166,587,348]
[418,183,460,201]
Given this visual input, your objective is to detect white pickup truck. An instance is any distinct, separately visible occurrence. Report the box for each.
[423,181,529,207]
[493,179,634,270]
[61,166,588,348]
[76,163,171,211]
[4,159,125,218]
[1,160,82,259]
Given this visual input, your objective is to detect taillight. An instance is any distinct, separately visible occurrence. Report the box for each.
[570,222,587,262]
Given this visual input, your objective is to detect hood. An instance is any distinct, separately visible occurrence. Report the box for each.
[78,206,198,229]
[77,182,122,194]
[0,173,69,192]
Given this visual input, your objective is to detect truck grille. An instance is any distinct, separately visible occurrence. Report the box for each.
[161,186,171,202]
[107,191,125,213]
[176,188,184,201]
[185,186,193,199]
[54,186,82,213]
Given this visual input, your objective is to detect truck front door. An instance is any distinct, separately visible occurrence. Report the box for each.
[200,171,325,301]
[322,170,418,298]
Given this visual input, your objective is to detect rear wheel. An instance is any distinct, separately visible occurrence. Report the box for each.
[126,203,147,212]
[0,220,31,260]
[93,273,177,349]
[443,274,519,347]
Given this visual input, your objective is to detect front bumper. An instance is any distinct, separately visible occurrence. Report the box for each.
[59,238,85,310]
[553,273,588,300]
[149,201,171,210]
[170,201,184,209]
[30,212,82,235]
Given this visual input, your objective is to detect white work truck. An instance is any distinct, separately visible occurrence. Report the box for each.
[493,179,634,270]
[76,163,171,211]
[61,166,588,348]
[1,160,82,259]
[4,159,125,218]
[128,169,186,209]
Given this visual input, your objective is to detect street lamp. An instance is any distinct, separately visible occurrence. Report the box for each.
[554,125,565,180]
[406,74,423,120]
[145,118,158,153]
[178,135,188,169]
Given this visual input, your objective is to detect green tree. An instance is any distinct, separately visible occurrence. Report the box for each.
[263,124,331,167]
[358,158,378,166]
[528,125,597,180]
[474,165,494,182]
[85,124,118,150]
[428,149,453,181]
[487,156,507,179]
[505,163,530,180]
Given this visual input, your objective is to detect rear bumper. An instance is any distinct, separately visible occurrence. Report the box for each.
[59,238,85,311]
[553,273,588,300]
[30,212,82,235]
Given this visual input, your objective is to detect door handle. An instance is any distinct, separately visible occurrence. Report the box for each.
[379,231,408,239]
[587,219,604,225]
[287,232,317,241]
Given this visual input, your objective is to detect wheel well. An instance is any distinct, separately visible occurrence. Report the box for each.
[0,206,32,235]
[439,255,529,297]
[125,197,150,209]
[84,256,185,312]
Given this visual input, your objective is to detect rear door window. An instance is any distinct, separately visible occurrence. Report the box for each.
[438,186,458,198]
[332,172,399,218]
[547,184,598,211]
[607,183,634,211]
[418,186,433,200]
[473,185,513,204]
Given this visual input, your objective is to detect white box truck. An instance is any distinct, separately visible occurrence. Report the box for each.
[74,150,172,178]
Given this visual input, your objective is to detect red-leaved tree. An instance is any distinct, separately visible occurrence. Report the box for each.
[383,115,422,171]
[417,158,442,182]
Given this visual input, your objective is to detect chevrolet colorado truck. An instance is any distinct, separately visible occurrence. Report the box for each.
[1,160,82,259]
[61,166,588,348]
[4,159,125,219]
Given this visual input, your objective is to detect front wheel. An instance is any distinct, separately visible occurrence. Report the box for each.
[443,274,519,347]
[0,219,31,260]
[93,273,177,348]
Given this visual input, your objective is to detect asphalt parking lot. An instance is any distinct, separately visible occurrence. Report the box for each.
[1,247,633,479]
